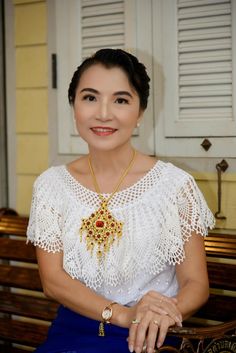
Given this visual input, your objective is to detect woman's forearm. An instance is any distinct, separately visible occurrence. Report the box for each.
[175,279,209,320]
[37,248,131,327]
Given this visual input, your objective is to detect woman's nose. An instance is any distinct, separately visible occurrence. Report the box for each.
[97,101,112,121]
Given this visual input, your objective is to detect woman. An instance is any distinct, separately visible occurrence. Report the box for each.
[27,48,215,353]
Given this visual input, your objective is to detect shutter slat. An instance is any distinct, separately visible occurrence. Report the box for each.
[82,3,124,17]
[179,109,232,120]
[178,26,231,41]
[180,84,232,96]
[179,38,231,52]
[179,73,231,85]
[178,3,231,19]
[179,50,231,64]
[179,15,231,30]
[83,0,123,6]
[180,96,232,108]
[82,14,124,27]
[178,0,230,7]
[82,35,124,48]
[179,62,232,75]
[82,24,124,38]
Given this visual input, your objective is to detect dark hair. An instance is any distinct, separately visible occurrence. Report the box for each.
[68,48,150,110]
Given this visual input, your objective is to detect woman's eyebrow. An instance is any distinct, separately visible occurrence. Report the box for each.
[114,91,133,98]
[80,88,99,94]
[79,88,133,98]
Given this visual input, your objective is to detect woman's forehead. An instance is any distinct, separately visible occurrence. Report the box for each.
[77,64,137,96]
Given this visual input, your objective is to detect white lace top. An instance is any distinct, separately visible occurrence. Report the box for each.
[27,161,215,306]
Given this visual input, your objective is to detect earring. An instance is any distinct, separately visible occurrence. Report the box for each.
[72,117,78,134]
[136,122,140,128]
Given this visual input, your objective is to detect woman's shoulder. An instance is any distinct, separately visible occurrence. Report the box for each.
[33,165,66,189]
[153,159,193,183]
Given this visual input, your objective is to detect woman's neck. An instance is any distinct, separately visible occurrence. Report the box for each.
[88,145,136,175]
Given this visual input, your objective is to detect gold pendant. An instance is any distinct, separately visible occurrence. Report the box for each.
[98,322,105,336]
[79,201,123,260]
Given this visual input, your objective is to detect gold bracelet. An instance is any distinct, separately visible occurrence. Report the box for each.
[99,301,117,337]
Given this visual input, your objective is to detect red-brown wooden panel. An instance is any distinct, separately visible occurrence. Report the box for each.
[0,292,58,321]
[0,265,42,291]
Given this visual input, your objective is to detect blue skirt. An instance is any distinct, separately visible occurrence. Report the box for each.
[35,305,180,353]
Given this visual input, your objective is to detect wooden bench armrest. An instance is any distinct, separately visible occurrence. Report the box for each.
[168,319,236,339]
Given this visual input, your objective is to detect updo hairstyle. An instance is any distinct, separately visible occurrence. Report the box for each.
[68,48,150,111]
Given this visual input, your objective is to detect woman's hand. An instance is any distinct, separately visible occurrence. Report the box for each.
[129,313,175,353]
[127,291,182,353]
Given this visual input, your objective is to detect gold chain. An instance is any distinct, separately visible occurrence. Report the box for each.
[79,149,136,261]
[88,149,136,203]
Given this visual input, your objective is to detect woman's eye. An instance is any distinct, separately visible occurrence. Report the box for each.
[115,97,129,104]
[83,95,96,102]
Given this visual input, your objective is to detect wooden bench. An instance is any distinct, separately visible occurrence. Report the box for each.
[0,211,59,352]
[0,210,236,352]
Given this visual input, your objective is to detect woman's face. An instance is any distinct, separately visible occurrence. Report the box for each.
[73,64,143,152]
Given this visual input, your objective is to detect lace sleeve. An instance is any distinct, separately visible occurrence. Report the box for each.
[177,175,215,241]
[26,172,63,252]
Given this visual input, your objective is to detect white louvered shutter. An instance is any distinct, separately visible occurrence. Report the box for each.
[163,0,236,137]
[81,0,126,59]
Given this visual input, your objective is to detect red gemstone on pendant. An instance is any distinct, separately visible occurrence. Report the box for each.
[96,220,104,228]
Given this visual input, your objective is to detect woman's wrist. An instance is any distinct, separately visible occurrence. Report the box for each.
[111,304,133,328]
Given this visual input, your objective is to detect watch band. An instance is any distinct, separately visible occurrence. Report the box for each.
[98,301,117,337]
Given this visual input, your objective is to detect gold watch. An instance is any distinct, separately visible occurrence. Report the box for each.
[99,301,117,337]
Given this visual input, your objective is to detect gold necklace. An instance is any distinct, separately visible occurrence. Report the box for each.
[79,149,136,261]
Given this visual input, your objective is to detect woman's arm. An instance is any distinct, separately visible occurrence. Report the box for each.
[155,232,209,349]
[175,231,209,320]
[128,231,209,353]
[36,247,130,326]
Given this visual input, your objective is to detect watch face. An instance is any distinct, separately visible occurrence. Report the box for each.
[102,308,112,320]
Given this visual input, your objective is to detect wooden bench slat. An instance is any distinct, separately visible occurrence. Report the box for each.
[206,246,236,255]
[169,320,236,339]
[0,216,29,236]
[0,318,48,346]
[0,292,58,321]
[0,215,28,223]
[0,216,28,225]
[206,248,236,257]
[205,238,236,247]
[0,228,27,236]
[204,235,236,259]
[194,294,236,322]
[207,262,236,291]
[0,238,36,262]
[0,265,42,291]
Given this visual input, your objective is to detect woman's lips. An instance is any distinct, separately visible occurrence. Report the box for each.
[91,127,117,136]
